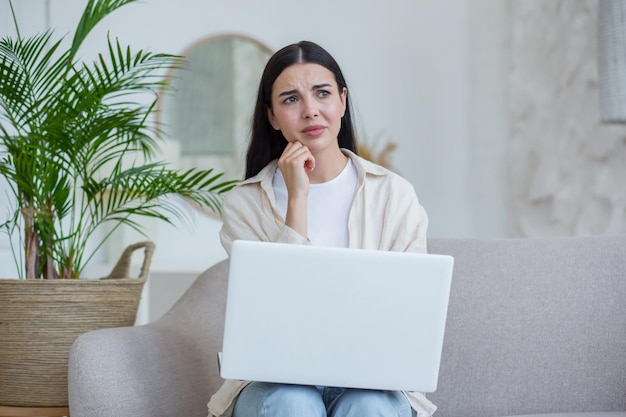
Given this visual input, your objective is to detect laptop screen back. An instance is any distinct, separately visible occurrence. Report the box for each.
[220,240,454,392]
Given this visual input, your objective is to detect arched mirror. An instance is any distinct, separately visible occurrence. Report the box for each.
[157,34,273,185]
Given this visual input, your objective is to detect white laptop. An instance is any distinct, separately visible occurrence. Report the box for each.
[219,240,454,392]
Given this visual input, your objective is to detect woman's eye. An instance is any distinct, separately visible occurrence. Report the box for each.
[317,90,330,98]
[283,96,297,104]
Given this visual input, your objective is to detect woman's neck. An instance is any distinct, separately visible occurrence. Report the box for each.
[307,147,348,184]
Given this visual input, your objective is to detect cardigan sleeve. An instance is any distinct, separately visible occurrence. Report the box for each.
[219,183,309,256]
[399,188,429,254]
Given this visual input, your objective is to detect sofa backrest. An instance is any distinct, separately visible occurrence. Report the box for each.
[427,235,626,417]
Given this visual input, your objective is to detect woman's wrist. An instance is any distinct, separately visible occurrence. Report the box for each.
[285,197,308,239]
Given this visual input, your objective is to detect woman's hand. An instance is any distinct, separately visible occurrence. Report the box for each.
[278,141,315,239]
[278,141,315,198]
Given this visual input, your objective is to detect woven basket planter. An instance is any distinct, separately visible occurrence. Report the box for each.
[0,241,154,408]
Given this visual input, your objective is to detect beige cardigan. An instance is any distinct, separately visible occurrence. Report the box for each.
[208,150,436,417]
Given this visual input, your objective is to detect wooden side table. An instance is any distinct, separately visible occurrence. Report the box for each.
[0,406,69,417]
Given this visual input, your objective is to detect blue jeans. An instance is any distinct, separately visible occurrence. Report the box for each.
[233,382,413,417]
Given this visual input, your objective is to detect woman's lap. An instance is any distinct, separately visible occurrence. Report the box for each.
[233,382,413,417]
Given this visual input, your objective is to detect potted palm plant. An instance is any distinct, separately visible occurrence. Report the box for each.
[0,0,236,410]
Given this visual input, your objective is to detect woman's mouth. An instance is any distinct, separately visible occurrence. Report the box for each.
[302,125,325,137]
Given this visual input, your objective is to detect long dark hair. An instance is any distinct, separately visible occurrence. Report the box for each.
[244,41,358,179]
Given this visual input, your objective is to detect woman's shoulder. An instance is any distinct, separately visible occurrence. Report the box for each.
[230,161,278,191]
[223,161,277,206]
[348,152,415,192]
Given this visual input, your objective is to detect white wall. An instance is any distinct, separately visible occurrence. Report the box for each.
[9,0,507,230]
[467,0,511,237]
[0,1,511,283]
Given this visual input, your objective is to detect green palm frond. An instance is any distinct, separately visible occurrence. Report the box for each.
[0,33,68,133]
[0,0,238,278]
[70,0,136,61]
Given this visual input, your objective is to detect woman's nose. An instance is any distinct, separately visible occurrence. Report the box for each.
[301,97,319,119]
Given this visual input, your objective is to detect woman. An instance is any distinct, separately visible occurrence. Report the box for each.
[208,41,434,417]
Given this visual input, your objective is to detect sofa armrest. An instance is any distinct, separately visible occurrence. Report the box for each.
[69,259,229,417]
[68,321,210,417]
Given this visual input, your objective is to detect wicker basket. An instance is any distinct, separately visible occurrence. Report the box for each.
[0,241,154,408]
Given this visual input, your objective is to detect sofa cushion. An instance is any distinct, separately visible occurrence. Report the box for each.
[506,412,626,417]
[426,237,626,417]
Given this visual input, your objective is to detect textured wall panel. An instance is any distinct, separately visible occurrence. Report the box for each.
[510,0,626,236]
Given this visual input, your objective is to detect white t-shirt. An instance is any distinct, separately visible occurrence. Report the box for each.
[272,158,358,248]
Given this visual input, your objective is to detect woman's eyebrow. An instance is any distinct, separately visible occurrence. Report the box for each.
[278,89,298,97]
[277,83,333,97]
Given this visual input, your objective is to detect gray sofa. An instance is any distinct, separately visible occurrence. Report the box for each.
[68,236,626,417]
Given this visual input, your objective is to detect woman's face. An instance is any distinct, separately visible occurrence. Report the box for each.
[267,63,347,155]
